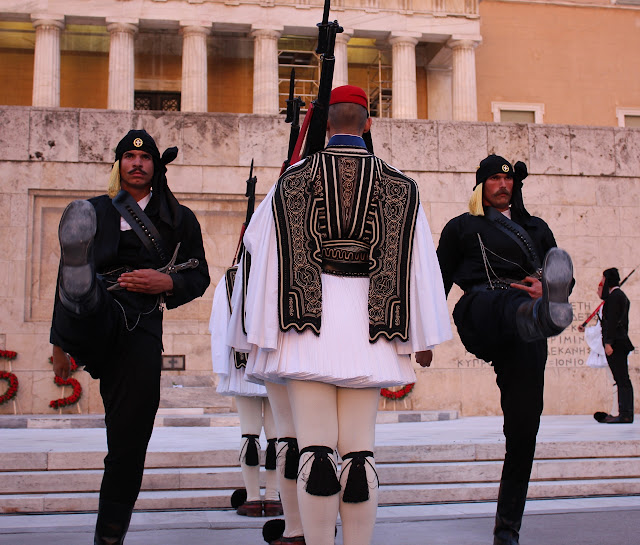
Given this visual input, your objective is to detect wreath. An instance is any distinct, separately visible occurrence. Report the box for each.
[380,383,415,400]
[48,355,83,409]
[0,350,19,406]
[0,371,19,406]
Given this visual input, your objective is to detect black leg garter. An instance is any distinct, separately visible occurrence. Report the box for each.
[265,438,277,470]
[299,445,341,496]
[241,434,260,466]
[277,437,300,480]
[341,451,377,503]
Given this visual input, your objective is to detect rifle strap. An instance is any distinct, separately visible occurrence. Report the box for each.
[112,189,169,265]
[484,207,542,273]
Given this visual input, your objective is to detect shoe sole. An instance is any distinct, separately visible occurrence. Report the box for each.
[542,248,573,330]
[59,200,97,299]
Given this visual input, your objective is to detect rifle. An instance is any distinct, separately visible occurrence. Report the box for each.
[580,266,637,328]
[288,0,343,165]
[281,69,305,175]
[233,159,258,265]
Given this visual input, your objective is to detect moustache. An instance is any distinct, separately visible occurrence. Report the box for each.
[128,168,147,175]
[494,189,511,196]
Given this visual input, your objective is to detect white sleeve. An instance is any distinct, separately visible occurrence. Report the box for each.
[226,260,252,353]
[395,204,453,354]
[242,184,280,350]
[210,276,232,375]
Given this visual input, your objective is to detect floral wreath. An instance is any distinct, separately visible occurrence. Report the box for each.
[380,383,414,401]
[0,350,19,406]
[48,355,82,409]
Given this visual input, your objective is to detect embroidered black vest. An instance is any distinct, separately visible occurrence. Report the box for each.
[272,145,419,342]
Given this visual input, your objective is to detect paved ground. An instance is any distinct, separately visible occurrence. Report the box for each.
[2,499,640,544]
[1,414,638,544]
[1,414,639,454]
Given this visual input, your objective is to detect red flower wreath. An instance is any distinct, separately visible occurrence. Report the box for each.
[380,383,415,400]
[0,350,19,406]
[48,356,82,409]
[0,370,19,406]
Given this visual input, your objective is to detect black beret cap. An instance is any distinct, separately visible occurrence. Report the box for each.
[114,130,161,163]
[475,154,514,187]
[603,267,620,287]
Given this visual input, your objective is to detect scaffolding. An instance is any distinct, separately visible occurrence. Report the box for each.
[277,48,320,113]
[366,51,392,118]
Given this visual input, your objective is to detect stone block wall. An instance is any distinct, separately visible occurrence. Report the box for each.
[0,106,638,416]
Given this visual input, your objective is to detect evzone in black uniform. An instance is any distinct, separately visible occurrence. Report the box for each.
[595,268,634,423]
[228,85,452,545]
[50,130,210,545]
[436,155,574,545]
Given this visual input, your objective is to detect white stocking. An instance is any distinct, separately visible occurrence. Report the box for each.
[337,387,380,545]
[236,395,264,502]
[266,381,304,538]
[287,380,339,545]
[263,397,280,501]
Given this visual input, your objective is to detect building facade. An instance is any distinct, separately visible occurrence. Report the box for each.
[0,0,638,416]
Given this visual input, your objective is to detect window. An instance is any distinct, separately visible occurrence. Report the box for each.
[491,102,544,124]
[616,108,640,128]
[134,91,181,111]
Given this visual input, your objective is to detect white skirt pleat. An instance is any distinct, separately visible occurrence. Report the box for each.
[210,275,266,397]
[245,273,416,388]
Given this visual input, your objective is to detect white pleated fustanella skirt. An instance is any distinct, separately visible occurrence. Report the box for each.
[244,273,417,389]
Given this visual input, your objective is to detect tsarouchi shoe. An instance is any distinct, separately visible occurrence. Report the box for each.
[263,500,284,516]
[236,500,263,517]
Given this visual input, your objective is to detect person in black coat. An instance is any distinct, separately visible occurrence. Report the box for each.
[597,268,634,423]
[50,130,210,545]
[437,155,574,545]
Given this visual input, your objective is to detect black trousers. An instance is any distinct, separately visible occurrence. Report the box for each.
[52,286,162,507]
[607,347,634,418]
[454,289,547,486]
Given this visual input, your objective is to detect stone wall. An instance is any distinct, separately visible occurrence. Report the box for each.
[1,106,638,416]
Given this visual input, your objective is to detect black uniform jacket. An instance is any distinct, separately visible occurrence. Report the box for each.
[51,192,210,345]
[602,288,634,352]
[437,208,556,296]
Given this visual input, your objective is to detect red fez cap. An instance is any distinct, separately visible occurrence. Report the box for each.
[330,85,368,110]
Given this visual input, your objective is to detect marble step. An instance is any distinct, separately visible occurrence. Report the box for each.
[3,457,640,495]
[0,410,458,430]
[3,477,640,514]
[2,440,639,472]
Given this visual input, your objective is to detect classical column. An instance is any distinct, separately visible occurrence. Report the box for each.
[180,23,210,112]
[106,19,138,111]
[251,27,282,115]
[448,38,481,121]
[333,32,351,88]
[31,15,65,107]
[389,34,419,119]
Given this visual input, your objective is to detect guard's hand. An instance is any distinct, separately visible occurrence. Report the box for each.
[416,350,433,368]
[605,343,614,356]
[52,345,71,380]
[117,269,174,294]
[510,277,543,299]
[577,324,585,333]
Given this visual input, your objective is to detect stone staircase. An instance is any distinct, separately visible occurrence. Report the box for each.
[1,415,639,514]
